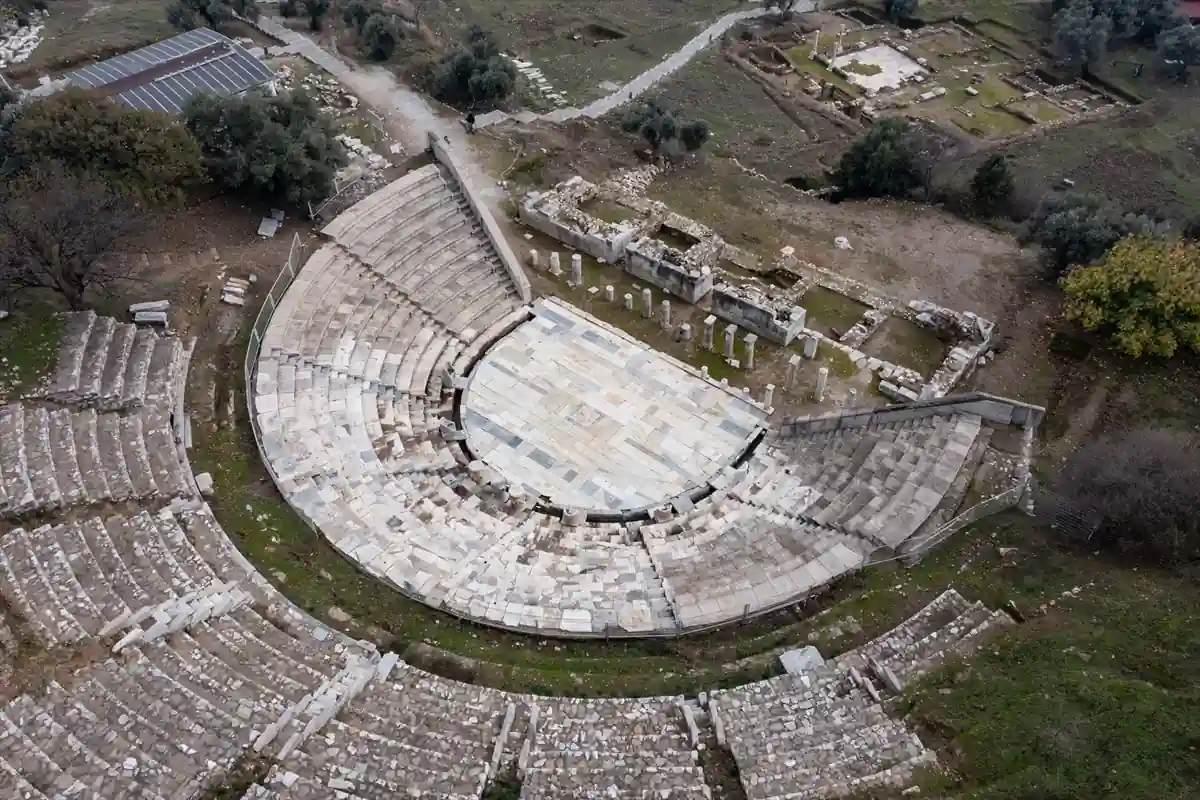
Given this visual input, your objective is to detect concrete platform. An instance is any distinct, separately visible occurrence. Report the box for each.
[460,298,767,512]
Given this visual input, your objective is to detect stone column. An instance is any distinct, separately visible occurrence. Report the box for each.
[587,286,599,304]
[604,285,615,302]
[529,250,539,268]
[763,383,775,410]
[700,366,710,379]
[549,252,561,275]
[743,333,758,370]
[846,388,858,408]
[919,382,937,401]
[660,300,671,330]
[803,335,819,359]
[815,366,829,402]
[678,323,692,342]
[623,293,634,311]
[703,315,717,351]
[724,324,737,359]
[785,354,801,390]
[570,254,583,286]
[642,288,653,318]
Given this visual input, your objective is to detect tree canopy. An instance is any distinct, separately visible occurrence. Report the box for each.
[184,89,344,205]
[1159,22,1200,79]
[0,165,152,310]
[883,0,919,21]
[970,153,1015,213]
[342,0,379,31]
[5,88,206,205]
[1059,427,1200,565]
[1061,236,1200,357]
[361,12,403,61]
[304,0,331,31]
[168,0,259,30]
[1051,0,1188,71]
[621,101,710,160]
[832,118,921,200]
[1025,192,1171,277]
[430,26,517,111]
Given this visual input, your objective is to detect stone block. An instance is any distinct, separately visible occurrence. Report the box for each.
[779,645,826,675]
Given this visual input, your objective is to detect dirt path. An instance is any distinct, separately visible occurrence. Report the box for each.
[253,15,507,203]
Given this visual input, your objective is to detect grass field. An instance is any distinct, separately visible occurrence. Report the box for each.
[420,0,743,103]
[0,309,63,402]
[905,536,1200,798]
[947,94,1200,219]
[653,50,850,180]
[12,0,175,76]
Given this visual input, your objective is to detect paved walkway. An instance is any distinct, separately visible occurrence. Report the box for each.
[251,6,793,200]
[256,5,789,138]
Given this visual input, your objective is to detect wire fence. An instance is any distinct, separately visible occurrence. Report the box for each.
[307,174,370,221]
[900,482,1028,566]
[244,232,304,464]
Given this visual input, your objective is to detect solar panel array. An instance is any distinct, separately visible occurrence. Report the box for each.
[65,27,275,115]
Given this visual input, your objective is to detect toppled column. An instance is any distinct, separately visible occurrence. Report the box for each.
[623,293,634,311]
[724,324,737,360]
[763,383,775,409]
[549,252,561,275]
[570,253,583,286]
[803,335,819,359]
[604,285,615,302]
[702,315,716,351]
[785,354,801,390]
[743,333,758,370]
[642,288,653,318]
[660,300,671,330]
[529,250,540,268]
[815,366,829,402]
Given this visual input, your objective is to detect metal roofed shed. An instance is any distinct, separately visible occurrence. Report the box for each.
[64,27,276,116]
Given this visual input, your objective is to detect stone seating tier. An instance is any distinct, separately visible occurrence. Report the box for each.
[47,312,173,411]
[0,483,1010,800]
[835,588,1014,689]
[253,328,987,635]
[764,414,984,548]
[0,403,188,518]
[520,696,709,799]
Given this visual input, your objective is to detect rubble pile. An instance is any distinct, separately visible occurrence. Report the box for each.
[0,11,46,69]
[274,63,359,112]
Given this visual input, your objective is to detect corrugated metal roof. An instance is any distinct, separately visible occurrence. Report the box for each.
[65,27,275,115]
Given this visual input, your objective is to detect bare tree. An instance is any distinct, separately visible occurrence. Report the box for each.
[0,166,150,309]
[1057,427,1200,567]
